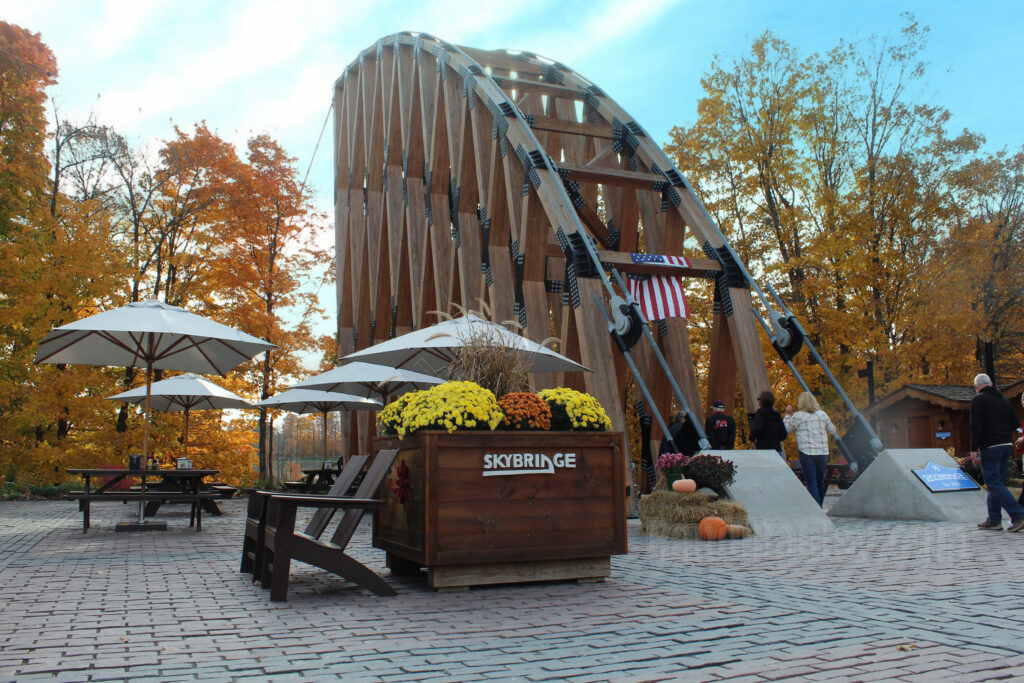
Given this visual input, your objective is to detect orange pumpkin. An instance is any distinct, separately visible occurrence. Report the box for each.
[726,524,749,539]
[698,516,728,541]
[672,478,697,493]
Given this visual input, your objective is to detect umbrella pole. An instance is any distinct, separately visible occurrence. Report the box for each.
[183,407,190,461]
[140,364,153,523]
[323,411,328,462]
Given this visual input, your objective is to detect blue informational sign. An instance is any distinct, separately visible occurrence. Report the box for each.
[912,461,980,492]
[935,431,952,440]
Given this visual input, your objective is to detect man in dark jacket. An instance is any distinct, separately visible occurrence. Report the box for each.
[749,390,787,456]
[971,373,1024,531]
[659,411,701,457]
[704,400,736,450]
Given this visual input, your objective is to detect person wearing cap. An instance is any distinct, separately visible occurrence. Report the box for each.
[971,373,1024,531]
[704,400,736,450]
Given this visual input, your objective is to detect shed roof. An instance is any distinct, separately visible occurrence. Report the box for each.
[863,379,1024,417]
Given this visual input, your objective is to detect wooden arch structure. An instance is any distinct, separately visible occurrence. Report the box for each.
[333,32,771,452]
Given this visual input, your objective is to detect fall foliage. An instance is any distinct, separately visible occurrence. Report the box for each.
[0,22,330,486]
[3,14,1024,485]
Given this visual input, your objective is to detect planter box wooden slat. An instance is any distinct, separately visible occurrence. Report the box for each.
[434,473,616,500]
[373,430,627,588]
[428,558,612,590]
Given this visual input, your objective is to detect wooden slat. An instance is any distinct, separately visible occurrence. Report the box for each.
[435,500,618,534]
[456,47,545,78]
[434,473,613,501]
[596,250,722,277]
[558,162,666,190]
[529,115,614,139]
[575,201,613,248]
[382,43,401,167]
[492,77,584,100]
[541,245,721,278]
[427,558,610,589]
[725,288,772,409]
[372,214,392,343]
[657,319,703,419]
[484,132,515,322]
[554,99,588,168]
[363,54,385,193]
[385,165,405,302]
[396,44,419,168]
[707,309,738,415]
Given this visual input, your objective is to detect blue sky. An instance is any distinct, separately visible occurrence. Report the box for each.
[5,0,1022,339]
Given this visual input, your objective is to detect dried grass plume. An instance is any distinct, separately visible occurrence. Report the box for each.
[431,303,558,398]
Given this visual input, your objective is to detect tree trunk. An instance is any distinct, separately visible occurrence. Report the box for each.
[258,406,269,480]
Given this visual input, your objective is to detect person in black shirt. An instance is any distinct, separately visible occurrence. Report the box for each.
[971,373,1024,531]
[704,400,736,450]
[749,390,787,456]
[659,410,700,457]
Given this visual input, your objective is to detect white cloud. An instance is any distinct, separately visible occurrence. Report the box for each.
[86,0,169,61]
[521,0,687,65]
[402,0,552,44]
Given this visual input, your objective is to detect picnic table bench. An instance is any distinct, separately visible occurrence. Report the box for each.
[130,477,228,517]
[283,463,343,493]
[66,468,220,532]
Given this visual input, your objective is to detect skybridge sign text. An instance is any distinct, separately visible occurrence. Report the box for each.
[912,461,980,492]
[482,451,577,477]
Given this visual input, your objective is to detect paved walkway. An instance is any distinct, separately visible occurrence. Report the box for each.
[1,492,1023,682]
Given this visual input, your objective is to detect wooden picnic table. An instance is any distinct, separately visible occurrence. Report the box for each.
[66,468,220,532]
[284,466,341,493]
[142,470,225,517]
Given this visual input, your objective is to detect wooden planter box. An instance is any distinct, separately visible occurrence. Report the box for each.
[372,430,627,590]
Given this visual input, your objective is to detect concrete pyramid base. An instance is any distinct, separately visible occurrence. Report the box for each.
[827,448,986,522]
[718,449,834,537]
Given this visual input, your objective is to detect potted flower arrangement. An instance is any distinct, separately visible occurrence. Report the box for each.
[377,381,503,437]
[640,452,745,540]
[371,318,626,590]
[537,387,613,431]
[683,454,736,491]
[656,452,690,487]
[497,392,552,430]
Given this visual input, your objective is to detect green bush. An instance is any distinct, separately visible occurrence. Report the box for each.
[1,482,24,500]
[0,481,77,500]
[251,476,283,492]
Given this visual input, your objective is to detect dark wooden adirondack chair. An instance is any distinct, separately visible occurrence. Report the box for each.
[260,448,400,601]
[240,454,369,580]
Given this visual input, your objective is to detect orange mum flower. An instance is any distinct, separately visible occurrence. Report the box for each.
[497,392,552,431]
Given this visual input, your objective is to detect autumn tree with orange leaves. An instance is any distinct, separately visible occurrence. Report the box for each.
[211,135,331,481]
[666,15,1023,424]
[0,23,114,481]
[0,22,332,485]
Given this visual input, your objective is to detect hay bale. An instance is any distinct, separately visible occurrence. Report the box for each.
[638,490,750,539]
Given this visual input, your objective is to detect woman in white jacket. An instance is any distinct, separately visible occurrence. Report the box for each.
[783,392,839,506]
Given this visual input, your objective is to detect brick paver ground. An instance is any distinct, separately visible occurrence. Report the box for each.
[1,491,1023,682]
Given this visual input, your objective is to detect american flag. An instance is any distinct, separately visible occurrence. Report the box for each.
[626,253,690,320]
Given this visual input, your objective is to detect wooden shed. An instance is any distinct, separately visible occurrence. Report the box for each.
[862,380,1024,457]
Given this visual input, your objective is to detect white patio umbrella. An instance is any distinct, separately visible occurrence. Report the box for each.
[341,314,589,376]
[252,389,381,461]
[290,361,443,400]
[35,299,273,524]
[106,373,251,459]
